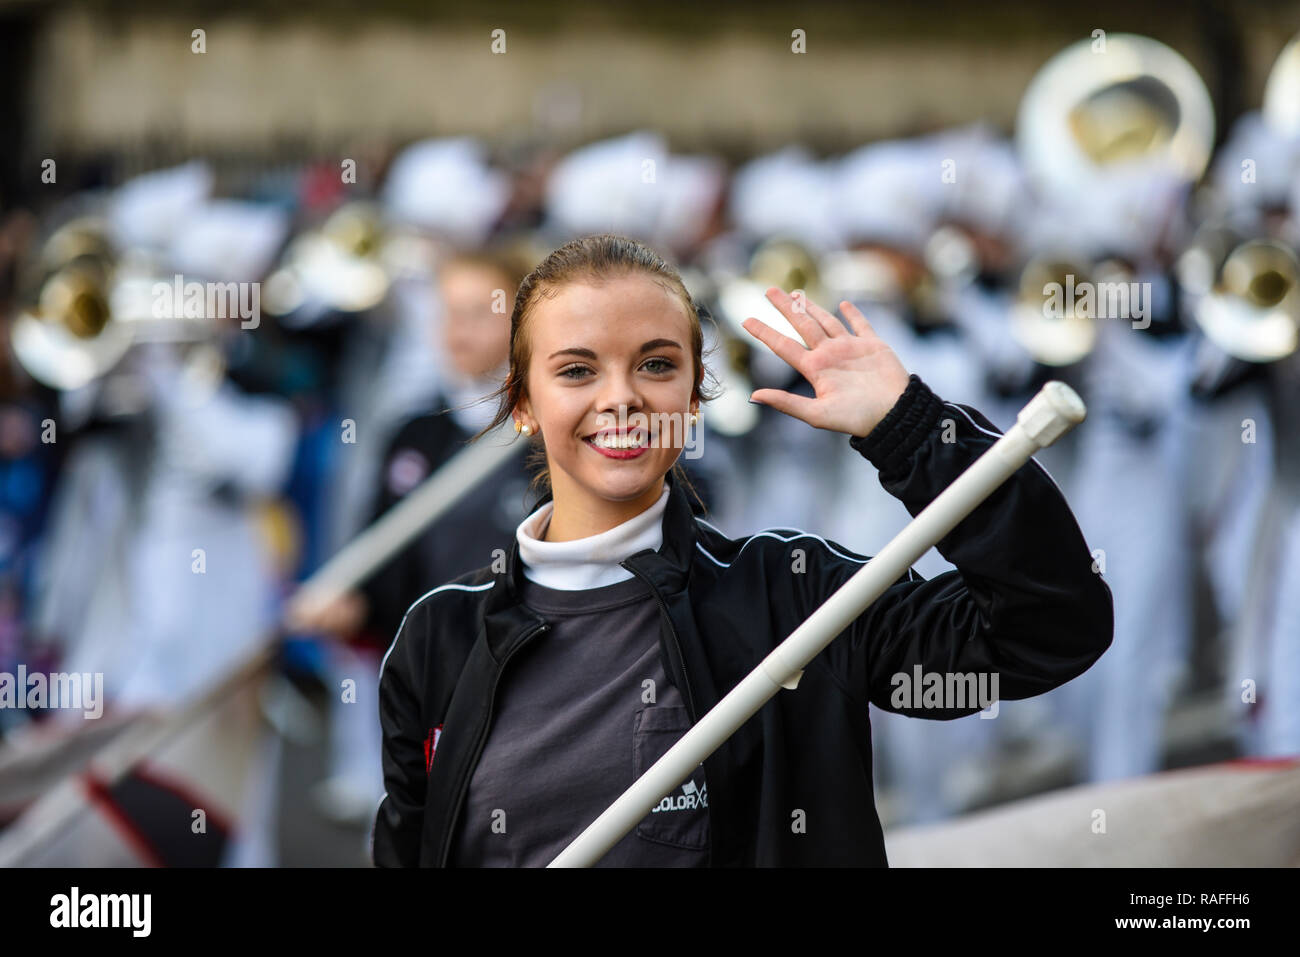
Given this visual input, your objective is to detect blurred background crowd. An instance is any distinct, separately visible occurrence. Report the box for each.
[0,0,1297,865]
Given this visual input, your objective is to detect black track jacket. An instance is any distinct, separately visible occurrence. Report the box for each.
[372,373,1114,866]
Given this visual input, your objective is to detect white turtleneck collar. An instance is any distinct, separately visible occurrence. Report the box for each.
[516,482,671,590]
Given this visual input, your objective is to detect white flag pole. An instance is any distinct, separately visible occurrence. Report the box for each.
[549,380,1087,867]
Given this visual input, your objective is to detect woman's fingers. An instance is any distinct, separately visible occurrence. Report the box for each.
[839,299,879,340]
[764,286,838,344]
[749,387,822,427]
[790,289,849,339]
[741,314,810,374]
[768,286,882,344]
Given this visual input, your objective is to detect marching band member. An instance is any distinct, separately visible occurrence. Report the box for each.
[373,233,1113,866]
[1005,32,1218,782]
[25,189,300,866]
[316,137,515,557]
[1196,107,1300,759]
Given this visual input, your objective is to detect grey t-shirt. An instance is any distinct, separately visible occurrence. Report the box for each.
[449,573,710,867]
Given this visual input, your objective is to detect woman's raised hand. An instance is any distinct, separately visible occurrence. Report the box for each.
[740,287,911,440]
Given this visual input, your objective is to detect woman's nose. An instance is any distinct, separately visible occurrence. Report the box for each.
[594,373,643,420]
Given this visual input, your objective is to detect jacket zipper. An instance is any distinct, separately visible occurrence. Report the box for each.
[623,565,698,724]
[437,620,550,867]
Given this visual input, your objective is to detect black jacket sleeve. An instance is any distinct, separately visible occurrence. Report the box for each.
[803,373,1114,719]
[371,599,431,867]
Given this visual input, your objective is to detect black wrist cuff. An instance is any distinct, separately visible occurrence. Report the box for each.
[849,373,946,479]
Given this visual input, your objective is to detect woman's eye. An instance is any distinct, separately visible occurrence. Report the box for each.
[559,359,675,380]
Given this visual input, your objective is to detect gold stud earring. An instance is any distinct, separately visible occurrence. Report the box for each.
[514,419,522,434]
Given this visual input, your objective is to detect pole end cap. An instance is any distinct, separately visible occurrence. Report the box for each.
[1016,380,1087,447]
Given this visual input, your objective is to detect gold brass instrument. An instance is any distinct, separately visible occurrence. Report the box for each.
[11,262,135,392]
[1016,33,1215,197]
[1010,256,1101,367]
[709,237,827,436]
[1010,33,1216,364]
[10,219,131,391]
[1178,224,1300,362]
[1174,31,1300,363]
[11,221,225,393]
[263,201,441,318]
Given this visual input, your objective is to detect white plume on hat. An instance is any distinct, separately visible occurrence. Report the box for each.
[169,200,292,283]
[831,139,941,252]
[382,137,512,245]
[544,131,669,240]
[730,145,844,253]
[1021,169,1190,262]
[653,152,728,252]
[1212,111,1300,213]
[108,161,214,253]
[924,124,1028,238]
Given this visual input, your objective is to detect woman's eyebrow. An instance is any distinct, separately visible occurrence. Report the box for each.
[547,339,683,361]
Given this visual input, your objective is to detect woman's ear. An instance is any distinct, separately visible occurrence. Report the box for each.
[512,399,536,436]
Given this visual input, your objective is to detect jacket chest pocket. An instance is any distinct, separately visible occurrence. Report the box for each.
[632,706,710,851]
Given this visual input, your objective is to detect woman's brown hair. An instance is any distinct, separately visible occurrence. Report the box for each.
[465,233,723,510]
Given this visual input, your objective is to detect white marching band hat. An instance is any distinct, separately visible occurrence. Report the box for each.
[831,138,942,253]
[381,137,513,246]
[544,130,666,240]
[544,131,729,254]
[107,160,214,254]
[651,152,729,253]
[730,145,843,254]
[923,124,1028,240]
[1211,111,1300,215]
[168,200,291,284]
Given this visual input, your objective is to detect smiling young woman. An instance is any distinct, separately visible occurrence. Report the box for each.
[373,233,1113,868]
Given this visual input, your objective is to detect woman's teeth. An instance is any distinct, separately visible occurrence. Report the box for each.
[588,433,645,449]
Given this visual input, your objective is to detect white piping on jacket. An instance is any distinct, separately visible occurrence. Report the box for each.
[693,517,921,582]
[378,580,495,683]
